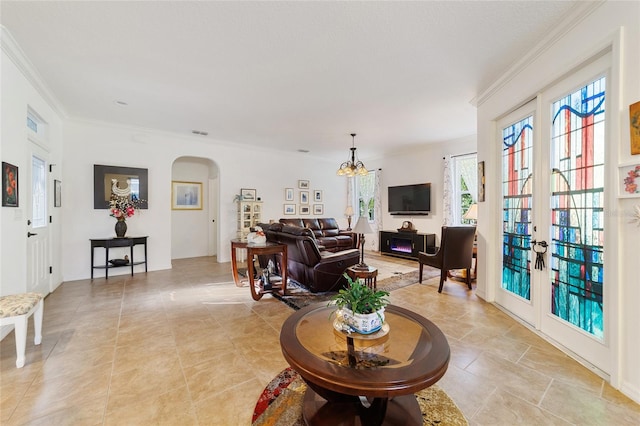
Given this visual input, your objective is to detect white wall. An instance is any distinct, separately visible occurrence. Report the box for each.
[60,119,348,280]
[0,43,64,297]
[475,1,639,403]
[364,135,477,251]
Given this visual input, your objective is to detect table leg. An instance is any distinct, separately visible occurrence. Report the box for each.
[247,249,264,301]
[105,246,109,279]
[130,243,134,276]
[91,247,95,279]
[231,245,243,287]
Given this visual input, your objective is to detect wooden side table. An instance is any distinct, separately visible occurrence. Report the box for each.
[346,265,378,290]
[230,239,287,301]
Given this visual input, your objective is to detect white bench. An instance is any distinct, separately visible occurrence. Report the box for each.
[0,292,44,368]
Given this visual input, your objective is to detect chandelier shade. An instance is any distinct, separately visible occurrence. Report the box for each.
[337,133,368,177]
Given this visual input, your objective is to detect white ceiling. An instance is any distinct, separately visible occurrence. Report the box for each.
[1,1,580,161]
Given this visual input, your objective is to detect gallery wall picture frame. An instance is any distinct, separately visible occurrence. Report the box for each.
[241,188,257,201]
[618,162,640,198]
[313,190,323,202]
[2,161,18,207]
[94,164,148,209]
[313,204,324,215]
[478,161,486,202]
[300,205,310,215]
[298,180,309,189]
[172,181,203,210]
[283,204,296,215]
[284,188,294,201]
[300,191,309,204]
[54,179,62,207]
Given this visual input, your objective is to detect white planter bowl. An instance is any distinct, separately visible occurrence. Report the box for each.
[341,307,385,334]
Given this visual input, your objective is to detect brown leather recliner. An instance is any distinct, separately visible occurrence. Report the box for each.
[418,226,476,293]
[260,223,360,293]
[279,218,355,252]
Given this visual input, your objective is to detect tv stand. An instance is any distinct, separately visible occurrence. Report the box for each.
[379,230,436,260]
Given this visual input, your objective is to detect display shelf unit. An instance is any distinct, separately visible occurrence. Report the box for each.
[237,200,263,238]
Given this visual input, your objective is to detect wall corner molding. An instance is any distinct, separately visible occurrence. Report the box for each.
[1,25,68,118]
[471,1,604,108]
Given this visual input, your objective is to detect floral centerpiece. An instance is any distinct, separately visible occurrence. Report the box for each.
[108,178,143,238]
[109,178,143,221]
[330,273,390,334]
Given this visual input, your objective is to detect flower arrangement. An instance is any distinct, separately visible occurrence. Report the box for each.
[623,165,640,194]
[109,193,143,221]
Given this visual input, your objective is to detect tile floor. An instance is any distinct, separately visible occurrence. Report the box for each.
[1,254,638,425]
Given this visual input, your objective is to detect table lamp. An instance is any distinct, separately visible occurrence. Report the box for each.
[463,203,478,223]
[352,216,373,270]
[344,206,354,230]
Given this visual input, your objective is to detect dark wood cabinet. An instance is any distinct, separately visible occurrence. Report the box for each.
[379,231,436,260]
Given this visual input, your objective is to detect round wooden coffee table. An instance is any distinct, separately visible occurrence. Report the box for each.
[280,304,450,425]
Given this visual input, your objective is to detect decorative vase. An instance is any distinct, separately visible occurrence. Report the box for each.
[340,307,385,334]
[115,218,127,238]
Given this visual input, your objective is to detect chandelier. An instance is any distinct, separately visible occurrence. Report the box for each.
[336,133,368,177]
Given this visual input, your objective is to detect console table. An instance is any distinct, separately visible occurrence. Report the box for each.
[90,237,148,279]
[379,230,436,260]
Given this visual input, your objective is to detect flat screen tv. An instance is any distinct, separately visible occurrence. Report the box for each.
[388,183,431,215]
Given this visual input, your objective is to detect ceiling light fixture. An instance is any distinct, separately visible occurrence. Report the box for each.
[336,133,368,177]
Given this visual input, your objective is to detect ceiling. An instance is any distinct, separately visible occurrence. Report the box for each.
[1,1,580,161]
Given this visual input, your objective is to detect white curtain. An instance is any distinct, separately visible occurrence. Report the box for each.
[373,168,382,239]
[459,158,478,202]
[443,156,454,225]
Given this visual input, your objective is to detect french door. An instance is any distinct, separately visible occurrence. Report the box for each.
[497,56,611,373]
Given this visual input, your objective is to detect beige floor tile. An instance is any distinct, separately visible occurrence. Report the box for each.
[1,255,638,425]
[104,386,197,426]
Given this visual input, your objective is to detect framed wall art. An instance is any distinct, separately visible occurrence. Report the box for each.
[54,179,62,207]
[2,161,18,207]
[172,181,203,209]
[313,190,323,202]
[241,188,257,201]
[298,180,309,189]
[618,162,640,198]
[283,204,296,215]
[94,164,148,209]
[284,188,294,201]
[313,204,324,215]
[478,161,486,202]
[300,191,309,204]
[630,100,640,155]
[300,205,310,215]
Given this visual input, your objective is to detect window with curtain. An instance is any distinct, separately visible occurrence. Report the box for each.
[356,171,376,221]
[452,154,477,224]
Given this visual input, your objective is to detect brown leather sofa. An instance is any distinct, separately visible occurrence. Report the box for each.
[258,223,360,293]
[279,218,356,252]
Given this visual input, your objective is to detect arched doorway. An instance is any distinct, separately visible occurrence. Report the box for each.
[171,156,219,260]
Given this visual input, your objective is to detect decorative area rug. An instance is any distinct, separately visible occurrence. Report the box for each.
[273,268,439,311]
[252,367,468,426]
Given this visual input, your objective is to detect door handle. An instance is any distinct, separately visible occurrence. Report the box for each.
[27,232,38,237]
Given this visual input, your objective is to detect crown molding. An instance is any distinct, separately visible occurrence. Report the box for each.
[1,25,68,118]
[471,1,604,108]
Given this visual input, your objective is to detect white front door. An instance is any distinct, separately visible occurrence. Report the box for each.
[27,141,50,295]
[497,55,612,374]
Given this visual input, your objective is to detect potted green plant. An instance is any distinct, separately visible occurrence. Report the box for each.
[330,273,390,334]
